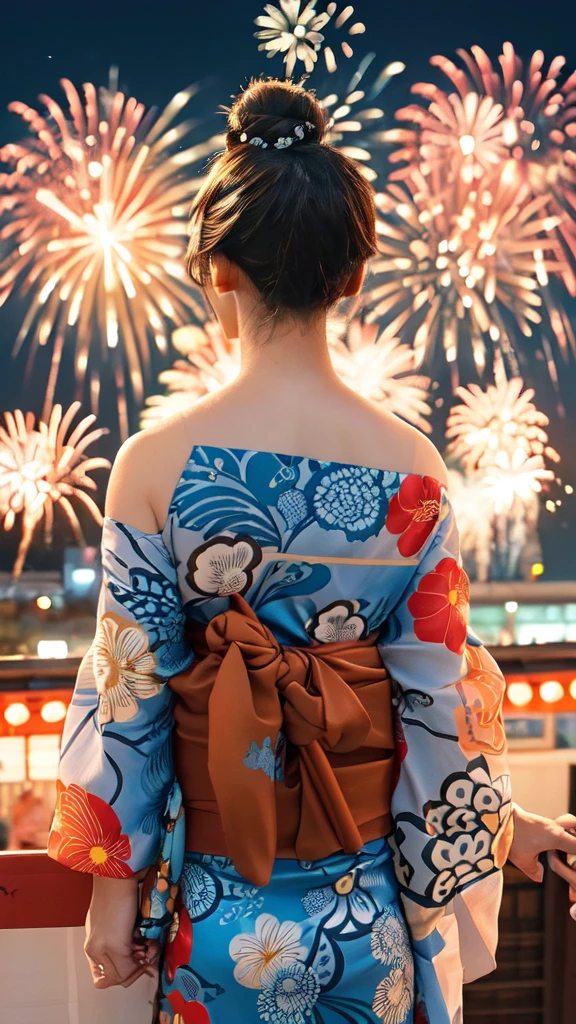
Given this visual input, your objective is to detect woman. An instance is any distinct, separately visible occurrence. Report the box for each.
[48,78,576,1024]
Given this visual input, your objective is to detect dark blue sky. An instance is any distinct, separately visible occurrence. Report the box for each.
[1,0,576,576]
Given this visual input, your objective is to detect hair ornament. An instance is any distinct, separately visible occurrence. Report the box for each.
[239,121,317,152]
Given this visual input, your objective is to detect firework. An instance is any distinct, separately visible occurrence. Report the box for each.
[445,375,560,470]
[447,469,495,582]
[445,371,557,581]
[365,170,568,377]
[328,318,432,432]
[140,323,240,428]
[0,75,224,436]
[0,401,110,577]
[383,43,576,292]
[320,56,388,182]
[254,1,368,78]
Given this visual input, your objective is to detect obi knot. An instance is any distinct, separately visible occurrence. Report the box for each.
[169,593,396,886]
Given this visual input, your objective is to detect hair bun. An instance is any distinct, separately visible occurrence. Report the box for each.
[226,78,326,150]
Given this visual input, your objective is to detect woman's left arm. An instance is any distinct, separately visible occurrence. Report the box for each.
[48,443,193,986]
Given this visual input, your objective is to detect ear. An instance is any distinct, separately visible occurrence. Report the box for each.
[341,263,366,298]
[204,281,239,341]
[210,252,239,294]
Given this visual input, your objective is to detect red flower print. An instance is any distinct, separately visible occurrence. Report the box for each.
[168,991,211,1024]
[165,902,193,982]
[407,557,470,655]
[387,475,442,557]
[48,782,132,877]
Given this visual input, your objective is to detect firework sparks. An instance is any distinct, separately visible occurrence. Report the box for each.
[140,323,240,428]
[0,76,224,436]
[320,56,387,182]
[254,1,331,77]
[445,371,558,580]
[481,448,554,514]
[447,469,495,582]
[382,43,576,292]
[0,401,110,577]
[328,318,432,432]
[365,171,568,377]
[445,375,560,470]
[254,1,369,78]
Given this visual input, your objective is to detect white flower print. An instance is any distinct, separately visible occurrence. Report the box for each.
[420,755,513,903]
[187,534,261,596]
[257,963,321,1023]
[371,906,411,968]
[93,613,160,724]
[229,913,308,989]
[306,600,368,643]
[372,953,414,1024]
[306,466,387,541]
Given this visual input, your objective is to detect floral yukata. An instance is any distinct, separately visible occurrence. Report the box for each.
[49,445,513,1024]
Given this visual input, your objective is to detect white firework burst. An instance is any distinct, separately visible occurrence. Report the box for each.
[445,375,560,470]
[140,323,240,428]
[328,318,432,432]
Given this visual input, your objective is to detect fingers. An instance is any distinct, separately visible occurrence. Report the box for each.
[131,929,160,973]
[120,964,150,989]
[547,850,576,889]
[85,946,149,989]
[550,827,576,855]
[554,814,576,831]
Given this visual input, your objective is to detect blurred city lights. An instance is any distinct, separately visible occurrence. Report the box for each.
[4,703,31,726]
[37,640,68,659]
[539,680,565,704]
[36,596,52,610]
[40,700,68,724]
[506,682,534,708]
[71,568,96,586]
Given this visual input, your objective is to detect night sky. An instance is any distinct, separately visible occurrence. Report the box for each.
[1,0,576,577]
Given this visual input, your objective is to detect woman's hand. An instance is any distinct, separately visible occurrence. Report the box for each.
[549,813,576,918]
[84,874,156,988]
[508,804,576,890]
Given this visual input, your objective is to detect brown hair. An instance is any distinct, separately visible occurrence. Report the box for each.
[186,77,377,318]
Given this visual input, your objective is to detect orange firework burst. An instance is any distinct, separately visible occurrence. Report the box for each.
[0,401,110,577]
[0,75,224,436]
[364,169,573,379]
[382,43,576,293]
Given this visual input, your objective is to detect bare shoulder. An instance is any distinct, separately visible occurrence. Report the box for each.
[408,429,449,487]
[358,404,448,486]
[105,412,191,531]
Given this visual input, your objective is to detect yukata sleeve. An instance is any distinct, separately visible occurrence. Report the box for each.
[48,517,193,878]
[378,490,514,988]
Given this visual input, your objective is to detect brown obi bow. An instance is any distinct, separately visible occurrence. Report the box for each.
[169,594,396,887]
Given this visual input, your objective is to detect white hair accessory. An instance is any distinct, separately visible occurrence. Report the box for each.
[239,121,316,151]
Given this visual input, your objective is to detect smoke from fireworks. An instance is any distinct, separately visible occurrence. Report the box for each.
[0,401,110,577]
[0,74,224,437]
